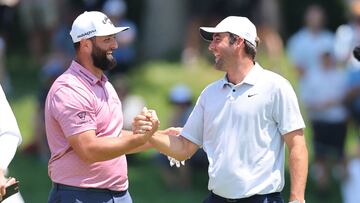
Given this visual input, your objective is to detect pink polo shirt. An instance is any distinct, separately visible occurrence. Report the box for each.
[45,61,127,191]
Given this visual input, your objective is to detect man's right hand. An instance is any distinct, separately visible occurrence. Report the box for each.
[0,169,17,202]
[132,107,160,141]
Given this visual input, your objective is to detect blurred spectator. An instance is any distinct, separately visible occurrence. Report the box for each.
[0,0,18,40]
[300,49,348,193]
[22,53,66,162]
[156,84,208,190]
[334,0,360,71]
[341,139,360,203]
[111,75,145,131]
[181,0,224,67]
[287,4,334,82]
[18,0,60,62]
[111,75,146,163]
[182,0,261,67]
[81,0,105,11]
[337,0,360,124]
[0,0,18,94]
[102,0,137,74]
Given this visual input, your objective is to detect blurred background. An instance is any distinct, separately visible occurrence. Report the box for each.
[1,0,360,202]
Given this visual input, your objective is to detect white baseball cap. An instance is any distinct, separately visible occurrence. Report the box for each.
[70,11,129,43]
[200,16,257,46]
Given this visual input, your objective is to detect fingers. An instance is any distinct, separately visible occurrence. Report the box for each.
[141,107,148,115]
[132,114,152,134]
[133,107,160,138]
[5,178,16,187]
[0,183,5,200]
[164,127,182,136]
[0,188,4,200]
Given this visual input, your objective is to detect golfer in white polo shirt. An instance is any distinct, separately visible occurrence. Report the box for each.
[135,16,308,203]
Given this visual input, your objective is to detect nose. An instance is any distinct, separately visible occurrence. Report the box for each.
[208,40,215,52]
[111,37,118,49]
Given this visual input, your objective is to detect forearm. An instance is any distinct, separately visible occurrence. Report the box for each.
[126,142,153,154]
[120,130,153,154]
[288,143,308,201]
[149,131,194,161]
[76,132,152,163]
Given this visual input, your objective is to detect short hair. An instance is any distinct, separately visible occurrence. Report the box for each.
[73,42,80,51]
[72,37,96,52]
[228,32,259,61]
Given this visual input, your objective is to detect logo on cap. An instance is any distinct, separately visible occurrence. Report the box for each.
[77,30,96,38]
[102,17,113,25]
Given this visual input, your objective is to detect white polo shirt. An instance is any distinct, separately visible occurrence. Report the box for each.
[181,63,305,199]
[0,85,22,171]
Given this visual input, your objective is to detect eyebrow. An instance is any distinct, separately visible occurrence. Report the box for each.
[213,33,221,38]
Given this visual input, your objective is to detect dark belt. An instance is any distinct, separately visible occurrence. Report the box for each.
[53,183,127,196]
[210,191,282,203]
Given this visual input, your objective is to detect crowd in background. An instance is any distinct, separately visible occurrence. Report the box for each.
[0,0,360,202]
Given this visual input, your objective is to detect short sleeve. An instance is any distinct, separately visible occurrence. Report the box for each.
[272,79,305,135]
[50,86,97,137]
[181,94,205,147]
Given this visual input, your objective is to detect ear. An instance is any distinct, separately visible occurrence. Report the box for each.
[237,37,245,46]
[79,39,92,53]
[234,37,244,49]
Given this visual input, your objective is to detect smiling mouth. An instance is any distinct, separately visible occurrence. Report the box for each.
[106,51,113,56]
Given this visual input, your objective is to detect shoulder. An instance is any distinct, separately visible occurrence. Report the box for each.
[260,68,292,91]
[48,71,92,101]
[201,78,224,96]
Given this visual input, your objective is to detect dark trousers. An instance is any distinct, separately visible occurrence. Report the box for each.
[203,192,284,203]
[48,183,132,203]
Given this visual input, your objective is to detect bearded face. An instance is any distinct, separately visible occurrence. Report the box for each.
[91,41,117,71]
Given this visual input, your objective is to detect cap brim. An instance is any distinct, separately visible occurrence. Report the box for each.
[199,27,226,41]
[96,26,129,37]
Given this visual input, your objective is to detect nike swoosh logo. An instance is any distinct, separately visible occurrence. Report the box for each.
[248,93,258,97]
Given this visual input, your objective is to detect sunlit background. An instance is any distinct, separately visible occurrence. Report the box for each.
[0,0,359,202]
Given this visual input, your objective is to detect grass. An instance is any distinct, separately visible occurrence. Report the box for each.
[5,54,348,202]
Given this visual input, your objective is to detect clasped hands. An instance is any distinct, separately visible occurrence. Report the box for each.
[132,107,185,167]
[132,107,159,138]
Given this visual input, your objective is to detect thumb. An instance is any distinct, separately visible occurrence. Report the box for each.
[141,107,148,116]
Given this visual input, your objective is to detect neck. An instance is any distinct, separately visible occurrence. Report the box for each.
[75,55,103,79]
[226,58,254,85]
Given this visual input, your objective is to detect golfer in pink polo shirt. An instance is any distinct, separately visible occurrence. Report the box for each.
[45,11,158,203]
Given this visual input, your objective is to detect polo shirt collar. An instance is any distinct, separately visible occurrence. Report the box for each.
[222,62,263,87]
[70,60,108,86]
[243,62,262,85]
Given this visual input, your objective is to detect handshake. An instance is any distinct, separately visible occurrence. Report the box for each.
[131,107,185,167]
[132,107,160,138]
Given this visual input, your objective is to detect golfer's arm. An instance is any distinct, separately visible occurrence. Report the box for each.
[284,129,308,202]
[121,130,153,154]
[68,130,151,163]
[149,131,198,161]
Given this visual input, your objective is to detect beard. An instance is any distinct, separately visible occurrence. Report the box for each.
[214,57,226,71]
[91,43,117,71]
